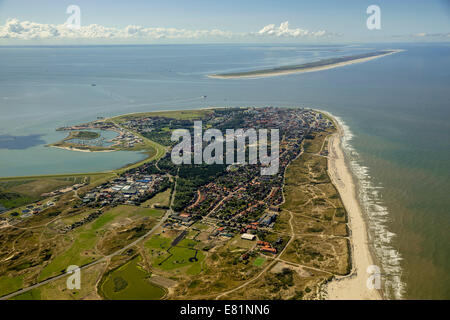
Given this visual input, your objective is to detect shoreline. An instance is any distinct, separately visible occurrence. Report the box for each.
[50,145,115,153]
[5,107,383,299]
[322,112,382,300]
[208,50,403,79]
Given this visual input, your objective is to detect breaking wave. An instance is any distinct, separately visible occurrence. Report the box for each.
[334,115,406,300]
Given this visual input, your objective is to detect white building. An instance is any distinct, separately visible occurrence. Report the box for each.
[241,233,256,241]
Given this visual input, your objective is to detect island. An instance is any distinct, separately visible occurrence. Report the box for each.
[0,107,381,300]
[208,50,402,79]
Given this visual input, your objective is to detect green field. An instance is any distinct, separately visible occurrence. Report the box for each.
[99,256,165,300]
[10,289,41,300]
[145,235,205,275]
[0,177,80,210]
[155,246,204,275]
[145,235,172,250]
[9,262,107,300]
[0,275,24,297]
[253,257,266,267]
[67,131,100,140]
[141,189,171,208]
[38,205,162,281]
[103,205,165,219]
[112,109,212,123]
[38,231,99,281]
[192,222,210,231]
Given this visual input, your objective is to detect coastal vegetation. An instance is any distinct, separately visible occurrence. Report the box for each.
[67,131,100,140]
[141,188,171,208]
[0,176,85,213]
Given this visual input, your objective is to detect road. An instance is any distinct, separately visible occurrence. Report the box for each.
[213,140,336,299]
[214,142,299,300]
[0,177,178,301]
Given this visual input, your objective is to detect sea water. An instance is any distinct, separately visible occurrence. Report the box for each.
[0,43,449,299]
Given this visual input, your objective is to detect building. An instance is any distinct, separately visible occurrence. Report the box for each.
[173,212,191,223]
[241,233,256,241]
[260,246,277,254]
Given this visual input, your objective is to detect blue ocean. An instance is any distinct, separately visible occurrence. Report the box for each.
[0,43,449,299]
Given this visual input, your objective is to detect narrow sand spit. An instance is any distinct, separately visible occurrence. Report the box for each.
[208,50,403,79]
[324,119,382,300]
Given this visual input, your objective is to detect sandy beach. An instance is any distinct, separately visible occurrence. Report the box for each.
[208,50,402,79]
[324,117,383,300]
[50,145,115,153]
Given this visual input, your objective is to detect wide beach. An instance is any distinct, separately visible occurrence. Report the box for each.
[324,114,382,300]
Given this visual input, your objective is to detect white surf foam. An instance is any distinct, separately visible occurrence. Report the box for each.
[334,115,406,300]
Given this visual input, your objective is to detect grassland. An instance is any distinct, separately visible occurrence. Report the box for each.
[11,289,41,300]
[0,172,113,182]
[170,241,263,298]
[141,189,171,208]
[0,201,162,298]
[37,229,101,281]
[67,131,100,140]
[111,109,213,123]
[279,129,350,275]
[99,255,165,300]
[100,205,165,219]
[0,177,82,211]
[145,234,205,276]
[37,205,161,281]
[12,262,106,300]
[253,257,266,267]
[0,275,24,296]
[220,262,331,300]
[0,173,117,219]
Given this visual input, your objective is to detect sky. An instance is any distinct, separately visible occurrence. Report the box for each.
[0,0,449,44]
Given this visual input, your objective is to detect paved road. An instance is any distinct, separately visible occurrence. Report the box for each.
[213,141,335,299]
[0,199,174,300]
[0,125,173,300]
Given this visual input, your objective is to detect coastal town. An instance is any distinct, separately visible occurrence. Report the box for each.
[0,107,349,301]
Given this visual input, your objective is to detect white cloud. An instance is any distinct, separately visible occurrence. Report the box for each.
[257,21,331,38]
[0,18,234,40]
[0,18,333,41]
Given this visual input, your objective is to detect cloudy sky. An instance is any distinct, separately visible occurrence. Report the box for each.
[0,0,449,44]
